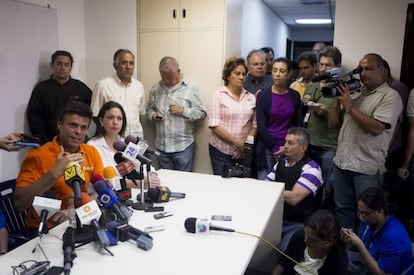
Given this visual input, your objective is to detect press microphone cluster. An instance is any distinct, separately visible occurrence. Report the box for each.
[184,217,235,234]
[113,140,152,165]
[32,196,62,235]
[107,220,153,251]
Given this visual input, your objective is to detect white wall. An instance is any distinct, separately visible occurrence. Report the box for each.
[335,0,414,76]
[241,0,290,58]
[84,0,137,88]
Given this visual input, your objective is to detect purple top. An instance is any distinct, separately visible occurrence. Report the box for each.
[267,92,295,152]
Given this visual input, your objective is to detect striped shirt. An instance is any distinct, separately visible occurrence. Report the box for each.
[266,158,323,195]
[146,78,206,153]
[208,86,257,155]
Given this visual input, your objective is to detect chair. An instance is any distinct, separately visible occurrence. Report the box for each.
[0,179,34,251]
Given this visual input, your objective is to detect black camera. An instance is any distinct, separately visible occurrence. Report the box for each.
[222,140,253,178]
[313,67,362,98]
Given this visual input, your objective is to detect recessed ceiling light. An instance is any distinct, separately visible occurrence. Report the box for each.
[294,19,332,24]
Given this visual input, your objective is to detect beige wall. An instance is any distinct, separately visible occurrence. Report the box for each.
[334,0,414,76]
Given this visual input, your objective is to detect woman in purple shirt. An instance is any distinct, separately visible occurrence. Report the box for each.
[256,57,304,179]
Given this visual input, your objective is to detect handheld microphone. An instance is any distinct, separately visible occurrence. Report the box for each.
[64,162,85,206]
[146,186,186,202]
[184,217,235,234]
[107,220,153,251]
[92,178,132,221]
[124,135,161,156]
[113,141,152,165]
[32,196,62,235]
[62,227,76,275]
[74,199,110,248]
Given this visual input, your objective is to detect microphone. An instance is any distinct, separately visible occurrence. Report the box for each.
[184,217,235,234]
[92,177,132,221]
[64,162,85,206]
[32,196,62,235]
[113,141,152,165]
[74,199,110,248]
[103,165,122,191]
[107,220,153,251]
[124,135,161,156]
[62,227,76,275]
[146,186,186,202]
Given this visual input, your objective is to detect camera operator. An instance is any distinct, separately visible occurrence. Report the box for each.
[302,46,342,209]
[328,53,403,231]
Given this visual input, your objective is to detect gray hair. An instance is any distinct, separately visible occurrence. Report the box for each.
[287,127,310,146]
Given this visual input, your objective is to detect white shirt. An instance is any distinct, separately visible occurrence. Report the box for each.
[91,75,145,138]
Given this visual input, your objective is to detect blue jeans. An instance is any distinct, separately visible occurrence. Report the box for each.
[332,165,382,230]
[158,143,194,172]
[257,148,276,180]
[209,144,233,176]
[310,146,335,206]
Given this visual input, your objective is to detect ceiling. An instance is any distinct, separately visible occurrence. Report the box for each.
[262,0,336,30]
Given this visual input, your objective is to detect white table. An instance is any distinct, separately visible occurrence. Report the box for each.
[0,170,284,274]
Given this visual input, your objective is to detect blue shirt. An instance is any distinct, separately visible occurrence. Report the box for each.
[360,216,413,274]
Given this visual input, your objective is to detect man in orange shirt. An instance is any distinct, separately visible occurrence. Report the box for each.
[15,101,103,230]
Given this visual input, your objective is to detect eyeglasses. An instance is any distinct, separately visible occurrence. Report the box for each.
[358,209,375,218]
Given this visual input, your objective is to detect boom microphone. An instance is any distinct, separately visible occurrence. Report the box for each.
[92,178,132,221]
[124,135,161,156]
[184,217,235,234]
[64,162,85,206]
[147,186,186,202]
[107,220,153,251]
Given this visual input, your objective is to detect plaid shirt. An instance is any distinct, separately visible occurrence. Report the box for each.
[146,78,206,153]
[208,86,257,155]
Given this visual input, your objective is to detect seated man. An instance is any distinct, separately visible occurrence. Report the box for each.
[14,101,103,231]
[266,127,323,250]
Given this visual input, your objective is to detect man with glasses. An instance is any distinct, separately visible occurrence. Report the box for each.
[15,101,103,231]
[243,49,273,94]
[329,53,403,231]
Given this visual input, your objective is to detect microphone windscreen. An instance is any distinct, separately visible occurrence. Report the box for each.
[114,152,125,164]
[184,217,197,233]
[93,180,109,194]
[91,174,105,184]
[103,166,117,179]
[113,140,127,151]
[125,135,138,144]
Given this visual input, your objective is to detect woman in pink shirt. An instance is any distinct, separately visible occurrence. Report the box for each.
[208,57,257,175]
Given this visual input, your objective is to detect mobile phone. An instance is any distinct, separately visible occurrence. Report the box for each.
[14,141,40,148]
[21,133,40,143]
[154,211,173,219]
[145,206,164,212]
[211,215,232,221]
[155,115,163,120]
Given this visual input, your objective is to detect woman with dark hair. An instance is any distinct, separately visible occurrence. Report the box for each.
[343,187,414,275]
[208,57,257,175]
[272,209,348,275]
[256,57,303,179]
[88,101,160,188]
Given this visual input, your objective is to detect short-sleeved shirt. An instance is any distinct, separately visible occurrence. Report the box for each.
[243,74,273,94]
[16,137,104,229]
[91,75,145,138]
[208,86,257,155]
[334,83,403,174]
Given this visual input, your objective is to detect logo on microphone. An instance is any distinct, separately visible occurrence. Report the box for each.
[195,218,210,234]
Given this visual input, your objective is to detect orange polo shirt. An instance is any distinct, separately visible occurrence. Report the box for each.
[16,136,104,229]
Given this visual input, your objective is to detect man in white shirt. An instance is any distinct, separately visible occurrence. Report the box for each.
[91,49,145,138]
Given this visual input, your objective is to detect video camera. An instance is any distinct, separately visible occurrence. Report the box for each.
[222,137,254,178]
[312,66,362,98]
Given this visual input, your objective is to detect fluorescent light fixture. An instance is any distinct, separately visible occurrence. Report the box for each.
[294,19,332,24]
